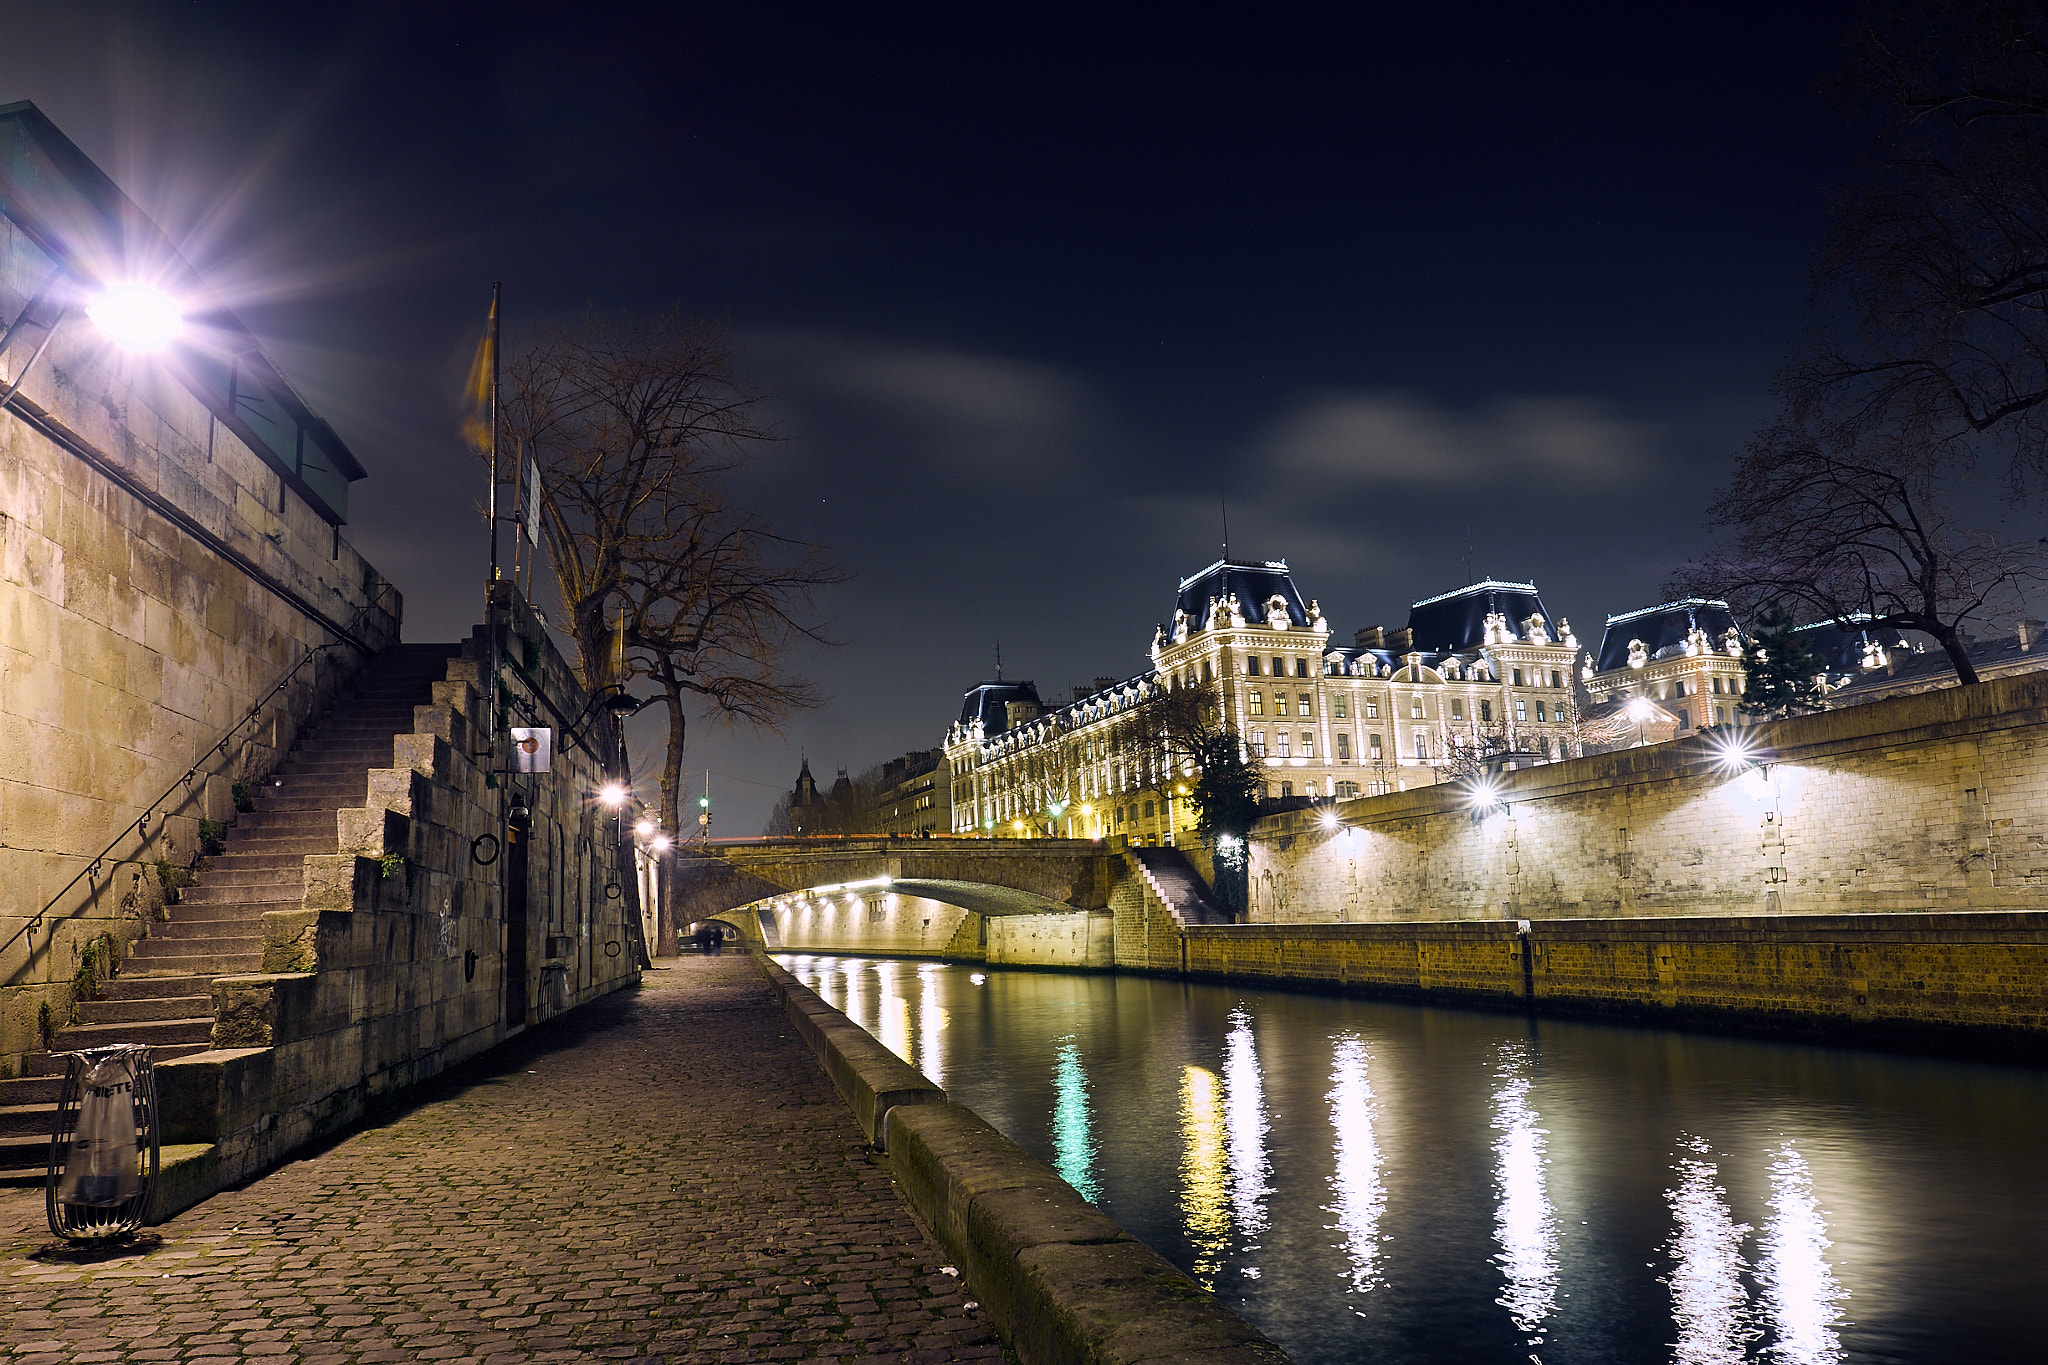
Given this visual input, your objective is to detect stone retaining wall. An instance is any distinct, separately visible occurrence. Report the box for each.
[754,956,1285,1365]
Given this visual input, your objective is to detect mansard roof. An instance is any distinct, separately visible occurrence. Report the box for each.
[1594,599,1744,674]
[1794,617,1919,676]
[1406,580,1553,653]
[957,680,1042,736]
[1173,558,1308,632]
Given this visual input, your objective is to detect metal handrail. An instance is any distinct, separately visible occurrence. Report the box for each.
[1,596,389,974]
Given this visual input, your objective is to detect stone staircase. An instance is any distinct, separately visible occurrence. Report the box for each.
[0,642,458,1183]
[1129,845,1235,926]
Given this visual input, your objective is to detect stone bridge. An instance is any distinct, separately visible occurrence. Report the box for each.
[669,837,1123,967]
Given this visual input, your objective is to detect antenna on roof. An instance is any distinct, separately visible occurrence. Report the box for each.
[1463,524,1473,585]
[994,640,1002,682]
[1221,492,1230,563]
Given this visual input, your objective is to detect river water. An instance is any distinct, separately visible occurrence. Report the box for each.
[775,954,2048,1365]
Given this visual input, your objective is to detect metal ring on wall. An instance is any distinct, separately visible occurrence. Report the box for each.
[470,834,500,866]
[604,940,620,957]
[604,880,622,900]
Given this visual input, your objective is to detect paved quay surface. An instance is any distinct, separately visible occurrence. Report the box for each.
[0,954,1007,1364]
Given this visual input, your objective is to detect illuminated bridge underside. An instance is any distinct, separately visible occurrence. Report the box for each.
[883,879,1077,917]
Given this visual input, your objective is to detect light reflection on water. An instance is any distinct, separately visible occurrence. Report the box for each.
[1664,1136,1756,1365]
[1180,1064,1231,1288]
[1758,1145,1847,1365]
[775,954,2048,1365]
[1325,1033,1385,1297]
[1052,1038,1098,1203]
[1491,1044,1560,1350]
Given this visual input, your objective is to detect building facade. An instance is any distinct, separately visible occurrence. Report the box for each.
[944,561,1593,842]
[1584,599,1750,734]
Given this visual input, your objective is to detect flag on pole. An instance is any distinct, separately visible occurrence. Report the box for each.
[461,291,498,459]
[524,457,542,546]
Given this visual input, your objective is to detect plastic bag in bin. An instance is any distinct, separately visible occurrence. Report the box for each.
[57,1050,141,1208]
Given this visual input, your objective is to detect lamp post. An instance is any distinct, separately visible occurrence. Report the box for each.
[1626,696,1656,748]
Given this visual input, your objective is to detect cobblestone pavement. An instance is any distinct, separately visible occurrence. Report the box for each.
[0,955,1007,1364]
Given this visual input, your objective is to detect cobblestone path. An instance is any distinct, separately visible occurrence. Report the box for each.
[0,955,1006,1364]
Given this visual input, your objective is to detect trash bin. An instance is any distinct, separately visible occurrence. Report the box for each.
[46,1043,160,1241]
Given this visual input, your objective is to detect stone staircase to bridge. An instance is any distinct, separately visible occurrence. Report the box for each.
[1129,845,1235,926]
[0,642,459,1183]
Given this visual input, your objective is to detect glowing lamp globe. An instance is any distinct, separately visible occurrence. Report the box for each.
[651,835,672,852]
[598,783,628,809]
[635,819,656,837]
[86,284,183,350]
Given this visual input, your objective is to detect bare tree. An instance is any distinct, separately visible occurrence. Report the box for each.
[1124,677,1266,839]
[1674,417,2041,684]
[1794,2,2048,490]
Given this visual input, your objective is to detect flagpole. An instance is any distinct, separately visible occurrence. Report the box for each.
[484,281,502,754]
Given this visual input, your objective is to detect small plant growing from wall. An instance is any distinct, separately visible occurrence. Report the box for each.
[36,1000,54,1049]
[155,859,194,906]
[68,933,116,1021]
[378,854,419,898]
[198,818,227,857]
[232,781,255,813]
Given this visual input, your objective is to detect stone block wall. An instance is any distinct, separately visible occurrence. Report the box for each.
[1246,671,2048,926]
[0,213,398,1070]
[155,589,641,1202]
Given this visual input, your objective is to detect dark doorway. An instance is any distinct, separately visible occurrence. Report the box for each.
[504,817,529,1027]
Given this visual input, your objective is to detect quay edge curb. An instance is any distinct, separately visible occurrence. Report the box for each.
[753,953,1289,1365]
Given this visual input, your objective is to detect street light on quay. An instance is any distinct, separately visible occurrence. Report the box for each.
[84,283,183,350]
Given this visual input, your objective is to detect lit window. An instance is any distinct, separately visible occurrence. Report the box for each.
[1516,700,1527,722]
[1249,690,1264,716]
[1277,732,1291,758]
[1336,781,1359,798]
[1414,732,1428,759]
[1411,697,1425,719]
[1365,699,1379,719]
[1451,698,1465,721]
[1334,695,1348,719]
[1337,733,1351,761]
[1369,734,1383,759]
[1251,731,1267,757]
[1300,733,1315,759]
[1298,692,1312,717]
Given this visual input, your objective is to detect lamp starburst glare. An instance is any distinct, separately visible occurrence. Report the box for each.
[86,283,183,350]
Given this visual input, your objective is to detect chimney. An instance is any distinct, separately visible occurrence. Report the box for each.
[1385,627,1414,653]
[1355,625,1385,649]
[2019,619,2045,652]
[1093,676,1117,695]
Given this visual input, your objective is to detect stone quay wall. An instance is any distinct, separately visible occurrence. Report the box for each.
[0,210,399,1071]
[154,589,642,1212]
[1246,670,2048,925]
[1174,910,2048,1048]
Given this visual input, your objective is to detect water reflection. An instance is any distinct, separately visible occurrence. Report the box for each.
[1181,1064,1231,1288]
[1225,1006,1273,1249]
[1053,1037,1100,1203]
[1759,1145,1848,1365]
[1664,1135,1756,1365]
[874,960,913,1064]
[1491,1045,1559,1350]
[917,964,947,1088]
[1324,1033,1386,1297]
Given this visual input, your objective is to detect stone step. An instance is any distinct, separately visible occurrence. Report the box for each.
[116,951,260,976]
[190,863,308,888]
[152,899,268,923]
[238,809,344,831]
[206,851,304,871]
[0,1075,64,1106]
[49,1018,213,1049]
[0,1103,63,1140]
[0,1131,53,1170]
[134,929,262,953]
[78,996,209,1026]
[182,882,302,906]
[100,975,215,1001]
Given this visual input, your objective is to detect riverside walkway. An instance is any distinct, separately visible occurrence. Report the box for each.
[0,956,1005,1364]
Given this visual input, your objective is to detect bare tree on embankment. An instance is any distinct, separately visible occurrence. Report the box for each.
[500,309,842,942]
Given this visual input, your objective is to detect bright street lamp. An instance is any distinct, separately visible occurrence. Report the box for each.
[85,283,182,350]
[598,782,628,809]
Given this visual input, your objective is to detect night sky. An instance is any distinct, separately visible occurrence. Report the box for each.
[2,1,1865,832]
